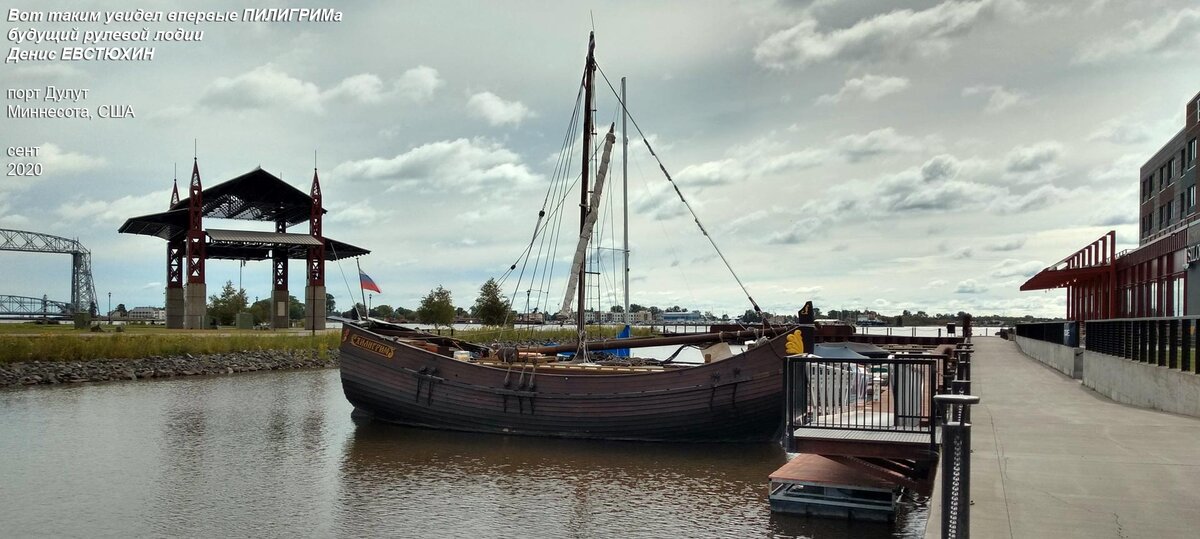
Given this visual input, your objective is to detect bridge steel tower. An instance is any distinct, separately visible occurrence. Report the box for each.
[0,228,98,316]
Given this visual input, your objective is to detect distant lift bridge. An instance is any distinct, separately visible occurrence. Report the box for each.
[0,228,98,318]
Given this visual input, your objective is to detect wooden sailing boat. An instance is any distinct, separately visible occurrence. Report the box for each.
[339,32,806,442]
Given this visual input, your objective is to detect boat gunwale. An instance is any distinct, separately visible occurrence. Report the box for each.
[342,323,797,380]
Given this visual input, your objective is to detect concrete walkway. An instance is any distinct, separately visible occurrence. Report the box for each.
[929,337,1200,538]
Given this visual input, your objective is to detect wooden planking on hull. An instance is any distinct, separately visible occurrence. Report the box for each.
[338,324,792,442]
[341,356,783,441]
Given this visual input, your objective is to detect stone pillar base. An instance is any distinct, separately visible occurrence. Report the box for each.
[166,287,185,329]
[184,283,207,329]
[304,285,326,330]
[272,289,290,329]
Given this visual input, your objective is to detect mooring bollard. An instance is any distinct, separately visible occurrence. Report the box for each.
[935,393,980,539]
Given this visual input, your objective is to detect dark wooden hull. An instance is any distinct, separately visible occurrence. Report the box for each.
[338,324,793,442]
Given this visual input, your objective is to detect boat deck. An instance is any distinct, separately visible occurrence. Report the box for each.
[472,360,675,373]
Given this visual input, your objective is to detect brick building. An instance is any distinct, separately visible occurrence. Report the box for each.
[1023,90,1200,320]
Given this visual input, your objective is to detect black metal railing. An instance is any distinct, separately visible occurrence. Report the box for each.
[1085,316,1200,374]
[936,393,980,539]
[781,345,978,535]
[784,355,939,448]
[1014,321,1078,346]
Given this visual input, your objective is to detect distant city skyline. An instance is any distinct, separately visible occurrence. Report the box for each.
[2,0,1198,318]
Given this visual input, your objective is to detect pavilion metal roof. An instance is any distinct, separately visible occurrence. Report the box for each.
[171,167,324,226]
[205,228,323,246]
[205,237,368,261]
[117,167,369,261]
[117,208,189,240]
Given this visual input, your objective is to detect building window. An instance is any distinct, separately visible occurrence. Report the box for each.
[1177,276,1186,317]
[1191,138,1198,166]
[1190,185,1196,212]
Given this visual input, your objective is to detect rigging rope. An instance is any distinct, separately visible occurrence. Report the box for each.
[328,242,360,320]
[595,63,765,317]
[500,75,587,335]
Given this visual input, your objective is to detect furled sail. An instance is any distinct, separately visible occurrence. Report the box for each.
[559,124,617,317]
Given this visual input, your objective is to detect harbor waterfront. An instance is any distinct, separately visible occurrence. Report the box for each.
[0,368,929,538]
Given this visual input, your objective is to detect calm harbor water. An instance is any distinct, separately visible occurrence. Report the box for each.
[0,369,927,538]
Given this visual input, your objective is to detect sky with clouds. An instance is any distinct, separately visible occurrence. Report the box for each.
[1,0,1197,318]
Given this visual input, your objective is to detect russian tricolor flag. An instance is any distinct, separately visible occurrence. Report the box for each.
[359,269,382,293]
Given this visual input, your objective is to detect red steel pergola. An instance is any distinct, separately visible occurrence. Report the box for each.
[1021,231,1117,322]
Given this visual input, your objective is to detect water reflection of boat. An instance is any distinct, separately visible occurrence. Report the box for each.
[343,421,787,479]
[337,423,902,538]
[339,32,808,442]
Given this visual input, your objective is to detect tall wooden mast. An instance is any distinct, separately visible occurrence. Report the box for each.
[577,31,595,339]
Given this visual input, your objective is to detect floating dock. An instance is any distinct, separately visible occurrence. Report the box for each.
[769,345,963,522]
[769,454,900,521]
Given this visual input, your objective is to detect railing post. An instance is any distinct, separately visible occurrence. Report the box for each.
[1169,319,1179,369]
[1133,321,1140,361]
[1158,319,1168,367]
[1182,319,1192,372]
[1142,319,1152,360]
[1124,321,1132,359]
[936,394,980,539]
[1142,320,1151,363]
[783,356,794,452]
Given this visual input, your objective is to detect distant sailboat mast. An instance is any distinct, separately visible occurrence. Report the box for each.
[621,77,630,324]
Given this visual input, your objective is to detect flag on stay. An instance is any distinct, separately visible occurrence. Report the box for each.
[359,270,382,293]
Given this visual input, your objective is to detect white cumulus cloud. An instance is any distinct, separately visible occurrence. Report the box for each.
[962,84,1026,114]
[817,74,910,104]
[467,91,534,126]
[754,0,1022,69]
[833,128,927,162]
[201,64,444,113]
[201,64,325,112]
[332,138,540,194]
[396,66,444,102]
[1075,8,1200,64]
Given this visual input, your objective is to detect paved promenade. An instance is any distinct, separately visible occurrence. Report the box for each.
[928,337,1200,538]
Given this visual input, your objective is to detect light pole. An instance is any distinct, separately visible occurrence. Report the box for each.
[107,292,111,324]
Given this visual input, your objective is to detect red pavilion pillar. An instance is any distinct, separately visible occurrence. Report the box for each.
[183,159,207,329]
[165,178,185,328]
[304,169,326,330]
[271,214,290,329]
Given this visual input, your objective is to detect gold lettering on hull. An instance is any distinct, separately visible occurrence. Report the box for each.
[349,333,395,359]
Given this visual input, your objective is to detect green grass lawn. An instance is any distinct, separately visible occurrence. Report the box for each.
[0,325,340,363]
[0,322,656,364]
